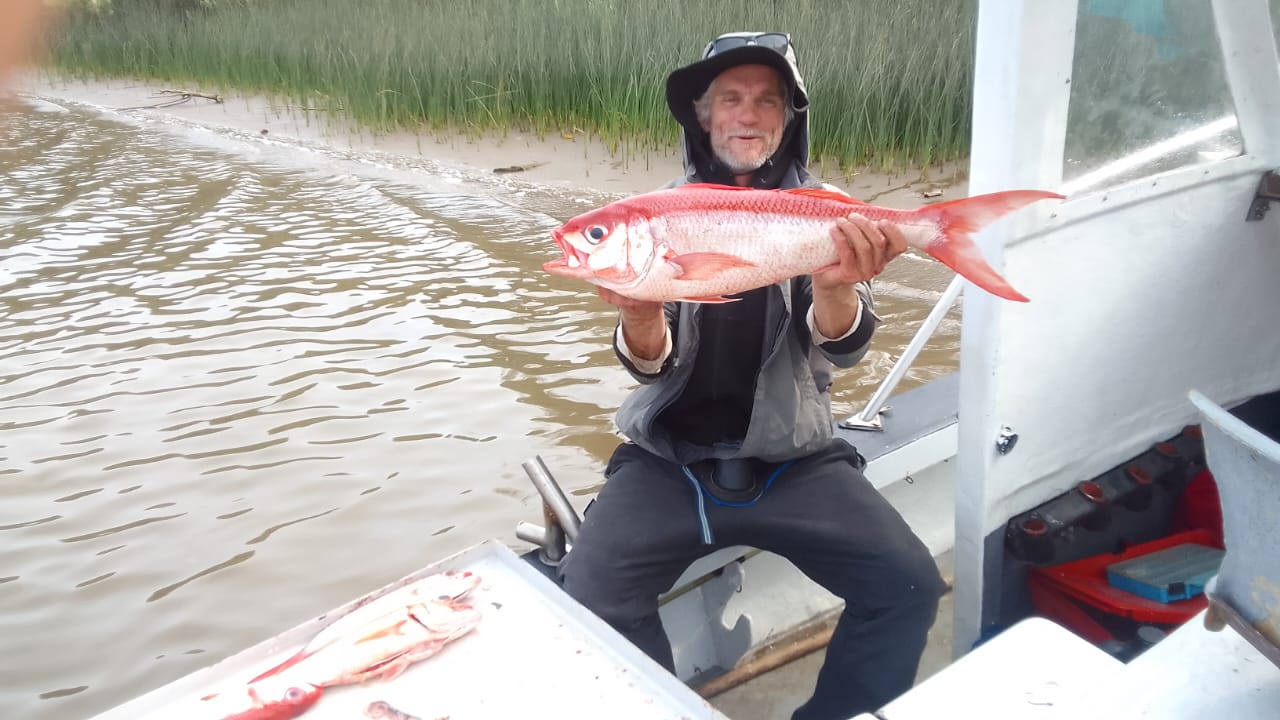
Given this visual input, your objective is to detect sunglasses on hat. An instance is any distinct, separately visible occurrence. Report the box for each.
[703,32,792,59]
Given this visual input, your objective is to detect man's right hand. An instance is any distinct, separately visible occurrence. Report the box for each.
[596,287,660,312]
[597,288,668,363]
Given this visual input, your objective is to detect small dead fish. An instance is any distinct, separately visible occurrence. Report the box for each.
[366,700,420,720]
[253,570,481,685]
[250,595,481,688]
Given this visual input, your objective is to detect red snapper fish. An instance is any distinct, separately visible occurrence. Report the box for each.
[244,569,482,684]
[543,183,1065,303]
[202,570,482,720]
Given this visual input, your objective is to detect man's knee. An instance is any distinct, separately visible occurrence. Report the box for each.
[889,555,946,633]
[851,542,947,623]
[560,532,665,628]
[561,546,625,621]
[899,541,947,598]
[560,546,678,671]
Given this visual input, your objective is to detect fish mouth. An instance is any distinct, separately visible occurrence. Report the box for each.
[543,229,593,278]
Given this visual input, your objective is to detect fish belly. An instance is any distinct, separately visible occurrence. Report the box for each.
[641,211,837,301]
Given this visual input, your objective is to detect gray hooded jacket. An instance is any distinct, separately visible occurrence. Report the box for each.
[612,45,876,465]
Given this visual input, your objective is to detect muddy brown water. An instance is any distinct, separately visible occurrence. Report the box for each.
[0,97,958,719]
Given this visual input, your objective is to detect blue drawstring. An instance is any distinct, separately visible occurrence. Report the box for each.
[680,460,795,545]
[681,466,715,544]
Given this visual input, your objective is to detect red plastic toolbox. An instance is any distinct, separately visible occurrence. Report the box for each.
[1029,529,1222,628]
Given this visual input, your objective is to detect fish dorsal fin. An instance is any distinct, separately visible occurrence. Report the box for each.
[784,187,867,205]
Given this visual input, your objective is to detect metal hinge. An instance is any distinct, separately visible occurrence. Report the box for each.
[1246,170,1280,221]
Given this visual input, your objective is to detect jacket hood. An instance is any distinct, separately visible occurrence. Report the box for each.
[664,34,812,188]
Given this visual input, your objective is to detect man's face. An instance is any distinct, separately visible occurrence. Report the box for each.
[699,64,788,176]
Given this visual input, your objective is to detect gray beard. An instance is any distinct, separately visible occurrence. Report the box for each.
[722,157,766,174]
[718,148,773,174]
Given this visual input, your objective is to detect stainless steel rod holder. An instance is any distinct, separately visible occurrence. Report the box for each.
[516,520,570,566]
[541,501,567,564]
[515,521,548,547]
[522,455,581,543]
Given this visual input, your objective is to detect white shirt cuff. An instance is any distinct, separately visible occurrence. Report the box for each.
[616,323,672,374]
[807,297,863,344]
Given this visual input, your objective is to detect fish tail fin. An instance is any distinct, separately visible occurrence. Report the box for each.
[914,190,1064,302]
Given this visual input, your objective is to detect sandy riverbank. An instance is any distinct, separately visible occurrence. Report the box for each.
[16,74,969,206]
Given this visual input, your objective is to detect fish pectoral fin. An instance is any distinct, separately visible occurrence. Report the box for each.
[667,252,756,280]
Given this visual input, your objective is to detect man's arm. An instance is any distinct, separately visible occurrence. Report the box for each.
[599,287,673,379]
[811,214,907,336]
[805,278,877,367]
[616,303,667,362]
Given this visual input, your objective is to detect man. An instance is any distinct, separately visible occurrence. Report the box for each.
[559,32,947,720]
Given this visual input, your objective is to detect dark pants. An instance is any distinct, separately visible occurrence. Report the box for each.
[560,439,946,720]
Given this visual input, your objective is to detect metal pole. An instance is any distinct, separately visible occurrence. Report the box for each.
[522,455,581,543]
[841,275,965,431]
[540,501,566,564]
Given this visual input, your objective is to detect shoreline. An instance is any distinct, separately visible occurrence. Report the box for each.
[16,74,970,207]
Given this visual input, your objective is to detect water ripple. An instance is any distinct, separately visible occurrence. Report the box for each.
[59,514,186,543]
[146,551,255,603]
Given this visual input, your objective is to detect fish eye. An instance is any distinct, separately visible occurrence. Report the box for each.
[586,226,608,243]
[285,687,306,701]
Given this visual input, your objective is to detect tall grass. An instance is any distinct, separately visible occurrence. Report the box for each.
[48,0,977,170]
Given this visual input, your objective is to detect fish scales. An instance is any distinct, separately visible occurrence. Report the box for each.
[646,194,927,299]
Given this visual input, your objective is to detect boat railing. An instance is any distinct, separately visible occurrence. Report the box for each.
[840,275,965,431]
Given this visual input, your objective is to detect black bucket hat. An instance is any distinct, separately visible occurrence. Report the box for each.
[665,32,810,132]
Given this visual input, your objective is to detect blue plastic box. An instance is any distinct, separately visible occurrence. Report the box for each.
[1106,542,1225,604]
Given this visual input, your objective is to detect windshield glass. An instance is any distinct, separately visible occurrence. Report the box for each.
[1062,0,1243,194]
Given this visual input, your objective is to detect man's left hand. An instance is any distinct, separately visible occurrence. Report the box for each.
[812,213,909,290]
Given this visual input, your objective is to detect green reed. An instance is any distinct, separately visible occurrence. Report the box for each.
[48,0,976,170]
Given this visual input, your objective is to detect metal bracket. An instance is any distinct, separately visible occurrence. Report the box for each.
[838,405,890,431]
[1246,169,1280,221]
[995,426,1019,455]
[701,561,752,674]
